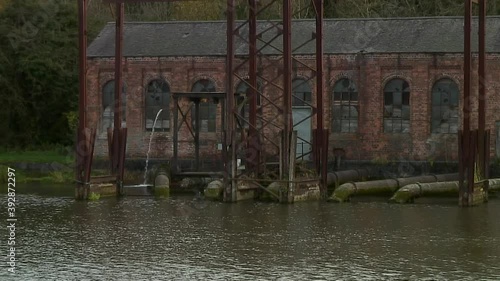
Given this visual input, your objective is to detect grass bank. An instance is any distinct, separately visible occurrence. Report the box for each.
[0,164,74,184]
[0,147,74,184]
[0,148,144,185]
[0,148,73,165]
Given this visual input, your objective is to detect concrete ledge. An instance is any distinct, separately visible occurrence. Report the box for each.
[89,183,117,197]
[294,182,321,202]
[236,189,256,201]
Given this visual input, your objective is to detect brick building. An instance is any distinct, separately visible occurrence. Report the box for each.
[86,16,500,166]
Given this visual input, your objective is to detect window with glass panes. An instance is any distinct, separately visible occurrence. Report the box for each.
[192,79,217,132]
[235,80,262,129]
[431,79,459,134]
[102,80,126,131]
[383,79,410,133]
[292,79,312,106]
[145,79,170,131]
[332,78,358,133]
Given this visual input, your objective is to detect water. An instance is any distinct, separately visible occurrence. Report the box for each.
[2,184,500,280]
[144,109,163,184]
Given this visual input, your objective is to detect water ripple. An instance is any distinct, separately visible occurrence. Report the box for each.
[1,192,500,280]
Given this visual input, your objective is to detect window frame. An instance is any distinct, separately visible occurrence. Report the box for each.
[292,78,312,107]
[332,78,359,133]
[191,79,217,133]
[145,79,171,132]
[383,78,411,133]
[430,78,460,134]
[102,80,126,131]
[235,80,262,130]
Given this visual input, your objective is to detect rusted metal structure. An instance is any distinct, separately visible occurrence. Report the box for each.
[76,0,96,200]
[171,92,226,172]
[78,0,132,199]
[225,0,327,202]
[459,0,491,206]
[77,0,327,201]
[77,0,186,199]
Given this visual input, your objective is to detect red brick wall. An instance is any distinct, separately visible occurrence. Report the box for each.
[86,53,500,162]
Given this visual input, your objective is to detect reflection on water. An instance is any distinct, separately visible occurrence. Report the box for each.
[1,184,500,280]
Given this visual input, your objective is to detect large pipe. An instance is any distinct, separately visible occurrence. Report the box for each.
[390,178,500,204]
[328,173,458,202]
[326,168,374,189]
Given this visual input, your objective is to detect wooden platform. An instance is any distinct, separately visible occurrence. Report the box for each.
[90,175,116,184]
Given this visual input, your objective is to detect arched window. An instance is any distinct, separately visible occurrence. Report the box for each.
[235,80,262,129]
[332,78,358,133]
[102,80,126,130]
[431,78,459,134]
[292,78,312,106]
[192,79,217,132]
[145,79,170,131]
[383,78,410,133]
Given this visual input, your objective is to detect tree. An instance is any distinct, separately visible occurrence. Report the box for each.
[0,0,78,147]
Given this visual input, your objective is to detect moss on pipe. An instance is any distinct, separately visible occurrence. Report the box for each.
[327,183,356,202]
[328,180,397,202]
[328,173,459,203]
[390,179,500,204]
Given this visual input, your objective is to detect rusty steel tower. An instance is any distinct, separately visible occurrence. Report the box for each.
[225,0,327,202]
[76,0,328,201]
[459,0,491,206]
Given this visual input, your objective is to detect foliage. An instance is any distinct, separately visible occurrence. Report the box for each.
[88,192,101,201]
[0,0,9,12]
[0,147,73,164]
[0,0,499,151]
[0,165,8,183]
[0,0,78,148]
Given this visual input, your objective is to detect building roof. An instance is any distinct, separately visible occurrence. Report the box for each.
[88,16,500,57]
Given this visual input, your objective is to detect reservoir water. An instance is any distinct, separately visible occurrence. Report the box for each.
[1,184,500,280]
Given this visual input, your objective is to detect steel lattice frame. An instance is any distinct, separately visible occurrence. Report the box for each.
[459,0,490,206]
[77,0,192,199]
[225,0,328,202]
[77,0,328,201]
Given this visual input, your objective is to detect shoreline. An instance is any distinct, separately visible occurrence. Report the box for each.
[2,157,499,185]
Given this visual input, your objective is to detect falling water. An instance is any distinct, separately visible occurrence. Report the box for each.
[144,109,163,184]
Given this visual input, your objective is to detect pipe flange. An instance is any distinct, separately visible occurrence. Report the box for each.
[347,181,358,194]
[415,182,423,196]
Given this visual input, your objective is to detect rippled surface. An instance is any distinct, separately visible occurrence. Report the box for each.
[1,184,500,280]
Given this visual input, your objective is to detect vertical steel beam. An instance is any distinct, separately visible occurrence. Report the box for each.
[282,0,292,176]
[464,0,472,139]
[84,128,96,199]
[478,0,486,134]
[114,3,124,131]
[76,0,88,199]
[194,100,200,170]
[221,98,227,168]
[226,0,237,202]
[460,0,473,206]
[478,0,487,179]
[173,97,179,172]
[113,3,125,175]
[248,0,260,175]
[315,0,324,140]
[322,129,329,198]
[78,0,87,132]
[118,127,127,195]
[314,0,327,197]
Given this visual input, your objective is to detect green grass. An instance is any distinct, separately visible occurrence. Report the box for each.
[0,149,73,164]
[0,165,75,184]
[88,192,101,201]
